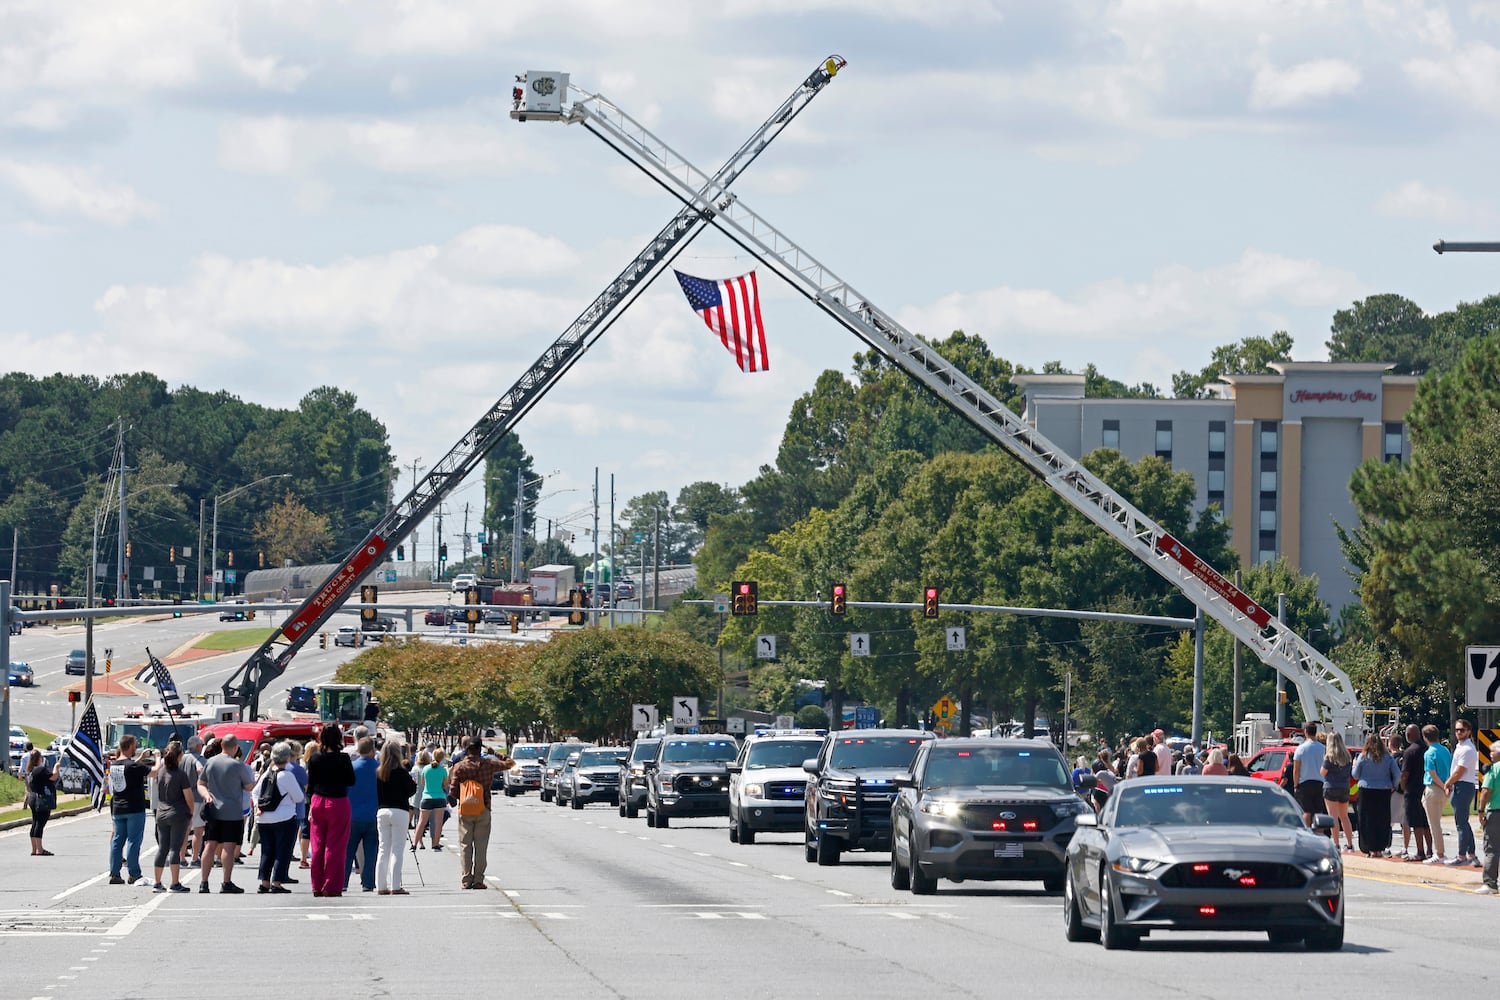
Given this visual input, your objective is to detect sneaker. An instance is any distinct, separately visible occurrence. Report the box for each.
[1423,855,1448,865]
[153,883,167,893]
[199,882,211,894]
[169,884,190,893]
[108,875,125,885]
[1474,885,1496,895]
[1444,856,1468,866]
[128,875,146,885]
[1472,857,1485,869]
[220,882,244,894]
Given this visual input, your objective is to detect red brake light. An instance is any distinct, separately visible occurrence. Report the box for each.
[1192,864,1211,873]
[1199,906,1216,916]
[993,821,1007,831]
[1022,820,1038,831]
[957,751,970,757]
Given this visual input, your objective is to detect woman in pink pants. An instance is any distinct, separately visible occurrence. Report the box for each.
[304,724,355,896]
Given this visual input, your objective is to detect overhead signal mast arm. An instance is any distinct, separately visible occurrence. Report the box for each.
[558,85,1361,736]
[222,56,847,717]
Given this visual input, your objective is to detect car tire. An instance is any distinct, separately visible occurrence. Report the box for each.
[804,827,817,864]
[890,846,911,891]
[1267,928,1303,946]
[815,831,841,867]
[909,847,936,895]
[1042,870,1065,895]
[656,812,669,829]
[738,819,755,846]
[625,801,638,819]
[729,820,739,844]
[539,790,552,803]
[1303,921,1344,951]
[1063,871,1098,942]
[1098,872,1135,950]
[619,802,627,817]
[570,795,583,810]
[645,808,657,828]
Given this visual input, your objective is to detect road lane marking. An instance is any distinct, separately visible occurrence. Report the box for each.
[827,889,852,897]
[52,874,108,901]
[105,887,175,937]
[727,861,747,867]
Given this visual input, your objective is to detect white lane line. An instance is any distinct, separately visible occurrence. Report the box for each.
[826,889,852,897]
[104,885,175,937]
[727,861,748,868]
[52,874,108,901]
[883,911,920,920]
[772,874,795,881]
[637,836,649,841]
[660,844,676,850]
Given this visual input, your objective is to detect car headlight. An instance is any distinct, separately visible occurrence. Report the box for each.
[742,783,764,798]
[578,778,592,787]
[1052,797,1087,816]
[1112,856,1163,875]
[918,798,960,817]
[1306,854,1341,876]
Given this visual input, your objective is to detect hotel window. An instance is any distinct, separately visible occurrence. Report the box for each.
[1260,470,1278,493]
[1258,420,1278,555]
[1260,422,1279,454]
[1206,421,1226,507]
[1155,420,1173,462]
[1384,422,1404,464]
[1102,419,1120,451]
[1259,510,1277,532]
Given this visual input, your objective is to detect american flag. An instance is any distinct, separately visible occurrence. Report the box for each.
[673,270,769,373]
[64,699,107,811]
[144,649,184,716]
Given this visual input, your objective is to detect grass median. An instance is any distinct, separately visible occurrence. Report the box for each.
[192,628,275,652]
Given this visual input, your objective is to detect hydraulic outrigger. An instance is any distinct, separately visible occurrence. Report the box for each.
[222,56,847,719]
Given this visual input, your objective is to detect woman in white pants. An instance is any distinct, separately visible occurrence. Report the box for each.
[374,742,418,895]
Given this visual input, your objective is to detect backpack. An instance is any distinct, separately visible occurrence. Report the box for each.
[457,776,485,817]
[256,768,284,812]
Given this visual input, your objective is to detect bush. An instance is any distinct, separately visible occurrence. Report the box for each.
[795,705,829,730]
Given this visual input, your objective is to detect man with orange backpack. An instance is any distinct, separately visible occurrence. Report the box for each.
[446,736,514,889]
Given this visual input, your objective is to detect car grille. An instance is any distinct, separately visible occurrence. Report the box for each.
[956,803,1061,832]
[585,771,619,784]
[674,774,728,795]
[762,781,806,801]
[516,765,542,777]
[1159,861,1308,890]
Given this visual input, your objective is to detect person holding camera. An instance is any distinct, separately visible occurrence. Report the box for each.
[107,736,153,885]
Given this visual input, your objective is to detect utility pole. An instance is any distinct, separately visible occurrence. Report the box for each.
[652,509,660,611]
[435,505,445,583]
[512,468,524,584]
[197,498,205,601]
[591,468,600,617]
[408,458,424,580]
[462,503,472,564]
[117,455,128,604]
[609,474,616,628]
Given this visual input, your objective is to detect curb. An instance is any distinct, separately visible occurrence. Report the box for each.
[0,799,96,832]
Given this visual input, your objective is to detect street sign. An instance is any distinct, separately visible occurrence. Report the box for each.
[756,634,777,659]
[632,704,659,730]
[854,706,878,729]
[212,569,224,583]
[946,627,966,652]
[384,570,397,583]
[1466,646,1500,707]
[673,696,698,727]
[713,592,730,614]
[726,717,746,735]
[932,696,957,724]
[775,715,795,730]
[850,633,870,657]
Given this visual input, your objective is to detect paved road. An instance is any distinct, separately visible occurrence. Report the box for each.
[3,791,1492,999]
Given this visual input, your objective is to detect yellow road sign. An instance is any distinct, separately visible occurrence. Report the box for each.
[932,696,956,722]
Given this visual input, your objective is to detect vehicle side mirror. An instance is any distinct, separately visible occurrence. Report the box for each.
[893,773,914,789]
[644,760,658,770]
[802,759,820,774]
[1311,814,1336,831]
[615,756,628,766]
[1075,812,1097,827]
[726,763,742,774]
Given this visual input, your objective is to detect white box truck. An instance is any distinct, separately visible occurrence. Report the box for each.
[529,564,577,606]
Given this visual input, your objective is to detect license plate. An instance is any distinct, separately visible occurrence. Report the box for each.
[994,843,1024,859]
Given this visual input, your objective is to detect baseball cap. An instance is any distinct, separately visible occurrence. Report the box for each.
[1152,729,1165,738]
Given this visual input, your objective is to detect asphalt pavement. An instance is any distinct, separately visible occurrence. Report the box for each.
[3,791,1497,999]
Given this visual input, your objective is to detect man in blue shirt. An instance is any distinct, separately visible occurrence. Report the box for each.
[344,737,380,892]
[1291,721,1327,827]
[1421,724,1453,865]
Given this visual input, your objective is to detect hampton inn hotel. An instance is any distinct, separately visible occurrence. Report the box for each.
[1011,363,1419,612]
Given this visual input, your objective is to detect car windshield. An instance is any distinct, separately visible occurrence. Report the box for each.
[511,746,545,760]
[630,741,660,762]
[661,739,738,763]
[745,740,823,770]
[1112,782,1305,828]
[547,744,587,764]
[579,750,620,767]
[922,747,1070,789]
[828,736,928,769]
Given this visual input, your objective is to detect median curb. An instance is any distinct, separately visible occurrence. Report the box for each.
[0,797,96,832]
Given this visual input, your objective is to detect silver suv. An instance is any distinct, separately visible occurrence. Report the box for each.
[540,740,592,803]
[502,743,548,797]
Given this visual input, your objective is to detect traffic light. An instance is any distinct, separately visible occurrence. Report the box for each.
[125,541,132,558]
[169,545,175,563]
[172,596,182,618]
[320,633,328,649]
[481,542,492,558]
[439,543,448,562]
[360,584,377,622]
[830,583,847,616]
[396,544,405,561]
[500,555,507,573]
[227,550,233,567]
[510,614,520,634]
[731,580,758,616]
[68,690,81,704]
[923,586,940,619]
[258,551,265,568]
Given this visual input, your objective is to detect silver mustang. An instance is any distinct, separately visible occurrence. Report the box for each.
[1063,775,1343,950]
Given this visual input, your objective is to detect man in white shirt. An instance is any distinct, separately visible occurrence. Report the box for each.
[1152,730,1174,777]
[1445,720,1480,867]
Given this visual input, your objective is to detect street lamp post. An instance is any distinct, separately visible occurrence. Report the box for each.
[211,474,290,602]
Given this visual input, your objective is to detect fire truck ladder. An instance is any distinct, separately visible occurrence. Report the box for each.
[528,93,1361,736]
[223,56,847,717]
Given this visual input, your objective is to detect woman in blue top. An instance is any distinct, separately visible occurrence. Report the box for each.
[413,748,450,851]
[1353,733,1402,858]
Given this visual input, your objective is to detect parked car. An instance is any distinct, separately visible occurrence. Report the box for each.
[333,626,360,648]
[617,737,661,818]
[64,648,92,675]
[890,737,1083,895]
[7,661,34,687]
[645,734,741,828]
[1063,775,1344,950]
[728,731,825,844]
[503,743,549,796]
[560,747,628,809]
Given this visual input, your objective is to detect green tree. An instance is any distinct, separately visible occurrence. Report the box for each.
[1326,293,1444,375]
[481,435,538,541]
[1173,331,1294,398]
[253,492,334,567]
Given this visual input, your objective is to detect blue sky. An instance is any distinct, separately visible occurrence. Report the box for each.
[3,1,1498,550]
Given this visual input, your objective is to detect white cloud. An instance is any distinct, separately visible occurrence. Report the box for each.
[1249,59,1362,111]
[217,115,525,176]
[0,159,156,225]
[1405,42,1500,115]
[1376,180,1495,224]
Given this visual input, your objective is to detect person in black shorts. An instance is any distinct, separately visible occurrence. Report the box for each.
[1399,723,1431,861]
[197,734,256,893]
